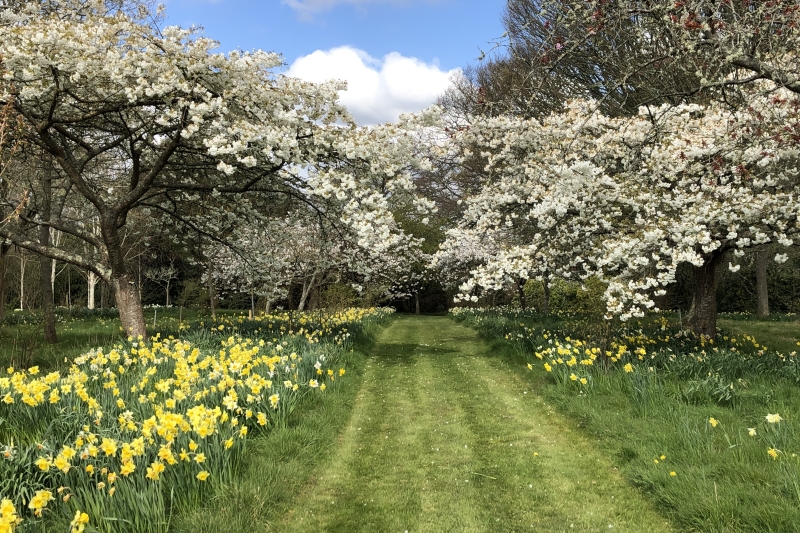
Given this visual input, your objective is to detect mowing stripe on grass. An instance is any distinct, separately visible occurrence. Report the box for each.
[279,316,673,532]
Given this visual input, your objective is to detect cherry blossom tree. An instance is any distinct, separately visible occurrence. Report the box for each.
[442,89,799,337]
[0,0,433,336]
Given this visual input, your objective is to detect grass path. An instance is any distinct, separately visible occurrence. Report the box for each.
[278,316,673,532]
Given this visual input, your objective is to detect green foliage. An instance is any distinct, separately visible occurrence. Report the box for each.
[321,283,358,310]
[521,276,607,315]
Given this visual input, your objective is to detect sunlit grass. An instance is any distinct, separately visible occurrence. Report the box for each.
[457,309,800,532]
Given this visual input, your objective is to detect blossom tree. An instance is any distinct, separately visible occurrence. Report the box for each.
[0,0,433,336]
[443,90,800,337]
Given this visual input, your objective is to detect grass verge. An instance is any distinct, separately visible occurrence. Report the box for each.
[170,320,385,532]
[458,310,800,533]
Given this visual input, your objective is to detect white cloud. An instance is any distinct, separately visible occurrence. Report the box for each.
[287,46,458,125]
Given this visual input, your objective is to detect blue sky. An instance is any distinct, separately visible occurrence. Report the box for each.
[162,0,506,123]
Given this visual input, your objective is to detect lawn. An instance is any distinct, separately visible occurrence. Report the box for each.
[455,309,800,533]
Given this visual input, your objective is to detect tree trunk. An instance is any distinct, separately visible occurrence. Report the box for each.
[165,280,171,307]
[39,252,57,343]
[207,277,216,318]
[113,275,147,338]
[542,276,551,315]
[691,251,726,338]
[0,242,10,320]
[18,248,25,310]
[415,291,420,315]
[39,169,57,343]
[87,270,97,309]
[37,244,56,342]
[756,250,769,318]
[298,273,315,312]
[516,278,527,310]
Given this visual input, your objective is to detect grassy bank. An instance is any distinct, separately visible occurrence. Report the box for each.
[455,309,800,533]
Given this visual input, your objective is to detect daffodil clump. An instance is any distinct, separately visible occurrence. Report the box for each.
[453,308,800,389]
[0,307,392,532]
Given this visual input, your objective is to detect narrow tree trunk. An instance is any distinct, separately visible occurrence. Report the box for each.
[756,250,769,318]
[415,291,420,315]
[18,248,25,310]
[249,290,255,319]
[113,275,147,338]
[516,278,527,310]
[87,270,97,309]
[265,300,271,314]
[207,277,216,318]
[39,233,57,343]
[165,280,171,307]
[50,258,56,298]
[542,276,551,315]
[691,251,726,338]
[0,242,10,320]
[39,167,57,343]
[39,258,57,342]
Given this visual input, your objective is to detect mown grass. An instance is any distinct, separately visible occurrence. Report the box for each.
[276,316,672,532]
[457,310,800,533]
[170,321,384,532]
[718,317,800,355]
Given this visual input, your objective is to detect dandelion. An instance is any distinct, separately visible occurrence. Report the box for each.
[766,413,783,424]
